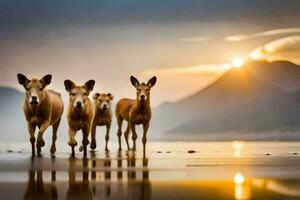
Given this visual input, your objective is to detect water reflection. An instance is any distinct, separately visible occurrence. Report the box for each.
[126,151,151,200]
[24,158,58,200]
[232,141,244,157]
[24,152,151,200]
[233,172,300,200]
[252,179,300,197]
[22,154,300,200]
[67,158,94,200]
[234,172,251,200]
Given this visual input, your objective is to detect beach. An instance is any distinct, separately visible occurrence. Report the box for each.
[0,141,299,199]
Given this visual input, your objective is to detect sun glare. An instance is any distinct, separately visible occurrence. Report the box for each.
[232,57,244,68]
[234,173,245,184]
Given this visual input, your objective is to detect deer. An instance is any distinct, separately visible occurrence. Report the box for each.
[64,79,95,157]
[115,76,157,155]
[90,93,114,151]
[17,74,64,156]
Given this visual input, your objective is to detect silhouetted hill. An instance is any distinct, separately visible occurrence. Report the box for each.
[152,61,300,140]
[0,87,27,141]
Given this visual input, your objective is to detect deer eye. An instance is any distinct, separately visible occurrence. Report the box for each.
[39,87,43,91]
[83,92,88,96]
[70,92,75,96]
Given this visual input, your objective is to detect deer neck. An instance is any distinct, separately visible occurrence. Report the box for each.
[28,103,40,115]
[136,98,150,114]
[95,106,110,115]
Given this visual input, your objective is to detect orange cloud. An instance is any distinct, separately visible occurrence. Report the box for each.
[250,35,300,64]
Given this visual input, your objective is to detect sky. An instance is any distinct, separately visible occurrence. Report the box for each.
[1,0,300,106]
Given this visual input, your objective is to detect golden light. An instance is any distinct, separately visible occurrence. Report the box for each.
[232,57,244,68]
[232,141,244,157]
[234,172,251,200]
[234,173,245,184]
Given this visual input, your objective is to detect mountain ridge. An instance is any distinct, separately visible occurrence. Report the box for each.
[152,60,300,140]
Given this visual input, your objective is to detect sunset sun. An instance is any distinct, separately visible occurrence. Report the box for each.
[232,57,244,68]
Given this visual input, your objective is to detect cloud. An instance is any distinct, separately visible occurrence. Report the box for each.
[182,28,300,42]
[249,35,300,64]
[225,27,300,42]
[180,36,211,42]
[225,35,252,42]
[142,63,231,76]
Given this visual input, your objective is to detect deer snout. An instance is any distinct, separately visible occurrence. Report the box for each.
[29,96,39,104]
[74,96,84,109]
[101,102,109,110]
[75,101,83,109]
[139,93,147,101]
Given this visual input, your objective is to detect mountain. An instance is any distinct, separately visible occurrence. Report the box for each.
[151,61,300,140]
[0,87,27,141]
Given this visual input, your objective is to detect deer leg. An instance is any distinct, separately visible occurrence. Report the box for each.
[28,123,36,157]
[105,123,111,151]
[124,122,131,150]
[142,123,149,157]
[90,122,97,150]
[68,128,77,157]
[131,122,137,150]
[36,120,50,155]
[82,126,90,157]
[50,118,61,155]
[116,116,123,151]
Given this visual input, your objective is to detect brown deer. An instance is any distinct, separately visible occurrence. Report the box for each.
[115,76,157,154]
[17,74,64,156]
[90,93,114,151]
[64,79,95,157]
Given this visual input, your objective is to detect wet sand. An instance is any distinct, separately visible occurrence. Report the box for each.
[0,141,300,199]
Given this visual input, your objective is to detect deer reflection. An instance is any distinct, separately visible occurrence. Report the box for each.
[23,158,58,200]
[67,158,94,200]
[90,151,112,199]
[66,150,151,200]
[126,151,152,200]
[92,150,151,200]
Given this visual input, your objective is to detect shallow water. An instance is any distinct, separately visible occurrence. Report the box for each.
[0,141,300,199]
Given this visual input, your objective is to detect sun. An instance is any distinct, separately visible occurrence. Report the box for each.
[234,173,245,184]
[232,57,244,68]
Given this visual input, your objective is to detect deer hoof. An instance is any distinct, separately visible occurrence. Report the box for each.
[36,137,45,147]
[90,140,96,150]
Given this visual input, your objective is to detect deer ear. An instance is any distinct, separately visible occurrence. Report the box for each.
[130,76,139,88]
[84,80,95,92]
[40,74,52,87]
[147,76,157,88]
[93,93,100,100]
[64,79,76,92]
[107,93,114,100]
[17,73,30,87]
